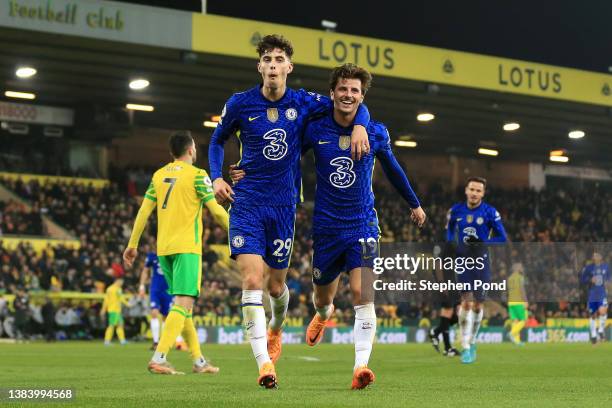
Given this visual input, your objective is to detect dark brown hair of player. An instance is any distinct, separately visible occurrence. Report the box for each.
[466,176,487,189]
[169,130,194,158]
[256,34,294,59]
[328,63,373,95]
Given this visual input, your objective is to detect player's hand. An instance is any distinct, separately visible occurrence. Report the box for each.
[213,177,235,204]
[123,247,137,268]
[465,235,483,245]
[410,206,426,228]
[351,124,370,161]
[229,164,246,185]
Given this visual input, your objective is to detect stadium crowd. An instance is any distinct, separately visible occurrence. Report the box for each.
[0,173,610,339]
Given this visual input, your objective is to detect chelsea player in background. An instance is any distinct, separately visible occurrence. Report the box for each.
[230,63,426,389]
[446,177,507,364]
[580,252,609,344]
[208,35,371,389]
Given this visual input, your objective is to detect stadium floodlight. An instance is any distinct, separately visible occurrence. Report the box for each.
[203,121,218,128]
[321,20,337,31]
[417,112,435,122]
[478,147,498,156]
[211,115,221,122]
[503,122,520,131]
[16,66,37,78]
[5,90,35,99]
[550,155,569,163]
[549,149,565,156]
[568,130,585,139]
[394,140,417,147]
[126,103,154,112]
[129,79,150,90]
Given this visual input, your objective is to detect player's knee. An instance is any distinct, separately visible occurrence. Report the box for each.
[243,273,263,290]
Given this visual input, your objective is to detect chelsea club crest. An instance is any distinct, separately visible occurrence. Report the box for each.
[285,108,297,121]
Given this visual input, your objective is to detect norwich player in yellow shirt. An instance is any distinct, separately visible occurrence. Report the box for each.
[101,278,128,345]
[507,262,528,346]
[123,130,229,375]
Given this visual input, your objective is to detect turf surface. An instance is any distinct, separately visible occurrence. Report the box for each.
[1,342,611,407]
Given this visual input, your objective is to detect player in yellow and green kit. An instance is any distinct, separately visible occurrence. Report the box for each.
[100,278,128,345]
[507,262,527,346]
[123,130,230,375]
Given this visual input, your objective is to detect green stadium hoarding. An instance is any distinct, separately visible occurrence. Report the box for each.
[0,0,192,49]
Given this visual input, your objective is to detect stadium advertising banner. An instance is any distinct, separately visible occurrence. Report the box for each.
[192,14,612,107]
[0,0,191,49]
[0,101,73,126]
[190,326,603,344]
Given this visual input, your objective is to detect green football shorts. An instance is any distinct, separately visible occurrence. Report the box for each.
[107,311,123,326]
[508,303,527,321]
[158,253,202,297]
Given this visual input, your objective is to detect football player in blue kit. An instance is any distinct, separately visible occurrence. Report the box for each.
[446,177,507,364]
[230,63,426,389]
[208,35,371,388]
[580,252,610,344]
[139,244,173,350]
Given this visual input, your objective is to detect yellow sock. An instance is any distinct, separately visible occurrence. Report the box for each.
[511,320,525,342]
[182,312,203,361]
[104,325,115,342]
[156,305,188,354]
[116,326,126,342]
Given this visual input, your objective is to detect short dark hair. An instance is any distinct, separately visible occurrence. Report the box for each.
[329,63,372,95]
[466,177,487,189]
[256,34,294,59]
[169,130,194,158]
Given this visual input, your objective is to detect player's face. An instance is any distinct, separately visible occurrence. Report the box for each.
[465,181,485,206]
[257,48,293,89]
[330,78,364,116]
[593,253,602,263]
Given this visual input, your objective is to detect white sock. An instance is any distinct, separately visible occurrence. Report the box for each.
[242,290,271,369]
[194,355,207,367]
[176,335,184,343]
[313,293,333,320]
[151,317,161,343]
[462,310,474,350]
[268,284,289,331]
[470,309,484,345]
[152,351,166,364]
[354,303,376,371]
[599,314,606,334]
[590,318,597,338]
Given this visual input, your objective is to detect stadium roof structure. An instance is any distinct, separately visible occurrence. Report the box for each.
[1,12,611,168]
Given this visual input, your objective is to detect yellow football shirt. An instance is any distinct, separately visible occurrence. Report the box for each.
[507,272,526,304]
[144,160,214,256]
[103,284,123,313]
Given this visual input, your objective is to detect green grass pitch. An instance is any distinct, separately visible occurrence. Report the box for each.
[1,342,611,407]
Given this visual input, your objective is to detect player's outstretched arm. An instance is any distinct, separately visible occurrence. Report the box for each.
[139,266,149,296]
[124,197,155,268]
[209,95,241,203]
[205,199,230,232]
[377,140,426,227]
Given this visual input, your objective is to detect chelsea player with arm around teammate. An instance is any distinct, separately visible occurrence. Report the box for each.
[231,63,426,389]
[446,177,507,364]
[208,36,371,389]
